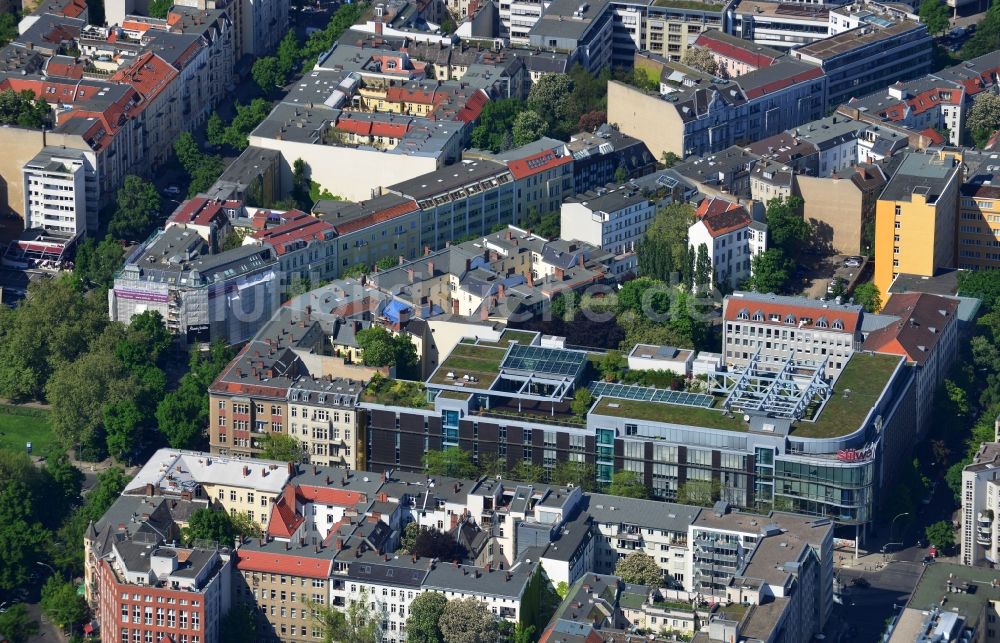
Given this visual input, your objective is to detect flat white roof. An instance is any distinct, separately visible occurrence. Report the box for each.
[125,448,291,496]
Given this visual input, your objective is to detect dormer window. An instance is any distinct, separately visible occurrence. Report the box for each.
[832,319,844,330]
[737,308,749,321]
[815,318,828,328]
[784,314,796,324]
[752,310,764,322]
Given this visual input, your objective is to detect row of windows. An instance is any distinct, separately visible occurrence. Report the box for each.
[121,630,199,643]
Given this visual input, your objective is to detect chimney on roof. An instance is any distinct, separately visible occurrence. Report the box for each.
[427,261,434,276]
[480,305,489,321]
[326,475,331,485]
[407,268,415,283]
[287,461,296,476]
[452,299,460,314]
[243,466,250,477]
[424,246,431,256]
[555,267,565,281]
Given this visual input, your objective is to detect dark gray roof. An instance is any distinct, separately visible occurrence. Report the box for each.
[423,558,536,597]
[581,493,701,533]
[879,152,959,203]
[387,159,511,202]
[540,511,592,562]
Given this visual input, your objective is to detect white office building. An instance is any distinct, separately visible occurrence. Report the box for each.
[961,439,1000,568]
[22,147,96,238]
[561,185,655,275]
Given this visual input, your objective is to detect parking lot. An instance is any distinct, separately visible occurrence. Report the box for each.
[795,254,870,301]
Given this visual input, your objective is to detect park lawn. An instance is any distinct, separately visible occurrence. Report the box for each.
[0,405,56,454]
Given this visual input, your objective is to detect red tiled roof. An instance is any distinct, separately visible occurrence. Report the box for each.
[253,211,334,256]
[62,0,87,18]
[743,66,823,100]
[268,484,304,538]
[168,196,240,227]
[111,52,179,103]
[332,199,420,235]
[296,486,366,507]
[122,19,155,32]
[506,148,572,180]
[456,89,489,124]
[695,197,750,238]
[695,33,777,69]
[724,299,861,333]
[861,292,958,365]
[236,549,332,579]
[920,128,945,145]
[44,58,84,80]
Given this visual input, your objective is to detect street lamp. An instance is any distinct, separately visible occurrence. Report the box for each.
[885,512,910,552]
[36,561,56,575]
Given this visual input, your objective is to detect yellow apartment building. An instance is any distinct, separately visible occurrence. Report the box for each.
[957,181,1000,270]
[874,153,960,295]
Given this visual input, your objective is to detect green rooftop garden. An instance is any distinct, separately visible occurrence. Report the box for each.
[591,396,747,432]
[715,603,749,621]
[362,375,432,409]
[428,343,506,390]
[438,390,472,401]
[906,563,1000,625]
[652,0,725,10]
[790,353,900,439]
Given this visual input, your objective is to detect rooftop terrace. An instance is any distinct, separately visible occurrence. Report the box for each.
[591,352,901,438]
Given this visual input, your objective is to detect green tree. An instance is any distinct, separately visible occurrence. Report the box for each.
[925,520,955,551]
[853,281,882,313]
[678,479,721,507]
[637,202,695,282]
[614,551,661,586]
[660,151,680,168]
[598,350,625,382]
[183,507,235,547]
[963,2,1000,60]
[0,89,50,128]
[231,510,263,542]
[74,235,125,288]
[127,310,173,363]
[0,12,19,49]
[173,132,203,174]
[607,470,647,499]
[968,93,1000,149]
[0,479,48,590]
[614,165,629,183]
[148,0,172,18]
[918,0,950,34]
[400,521,421,553]
[439,598,498,643]
[406,592,448,643]
[694,242,712,292]
[570,387,594,417]
[470,99,527,152]
[220,604,257,643]
[261,432,302,462]
[357,326,397,366]
[40,576,89,633]
[277,31,300,77]
[765,196,808,257]
[681,46,719,75]
[745,248,791,294]
[108,175,160,240]
[0,604,39,643]
[550,460,595,491]
[206,111,226,146]
[425,447,479,478]
[512,110,548,147]
[104,399,142,463]
[252,56,285,94]
[509,461,546,483]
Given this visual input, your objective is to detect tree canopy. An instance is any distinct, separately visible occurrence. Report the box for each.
[424,447,479,479]
[917,0,950,35]
[183,507,236,547]
[439,598,499,643]
[356,326,418,376]
[614,551,662,586]
[968,93,1000,149]
[607,470,647,499]
[681,47,719,75]
[40,576,89,632]
[406,592,448,643]
[0,88,49,128]
[261,432,302,462]
[108,175,161,241]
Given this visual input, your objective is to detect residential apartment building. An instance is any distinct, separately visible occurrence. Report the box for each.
[961,440,1000,568]
[21,146,92,240]
[566,124,657,194]
[687,197,766,292]
[93,543,232,643]
[873,152,961,296]
[560,184,656,275]
[246,209,337,287]
[722,291,864,379]
[790,11,932,110]
[607,57,825,159]
[862,292,959,439]
[640,0,728,64]
[287,377,365,470]
[958,174,1000,270]
[108,226,281,344]
[100,448,842,643]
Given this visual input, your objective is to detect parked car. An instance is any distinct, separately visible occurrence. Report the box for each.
[844,256,862,268]
[850,577,870,588]
[163,186,181,197]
